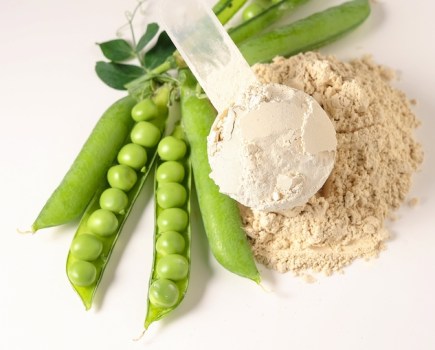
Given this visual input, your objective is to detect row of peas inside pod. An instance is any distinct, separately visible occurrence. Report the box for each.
[66,87,171,309]
[145,125,192,328]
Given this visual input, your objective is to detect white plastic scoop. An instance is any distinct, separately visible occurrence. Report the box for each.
[156,0,257,113]
[157,0,338,212]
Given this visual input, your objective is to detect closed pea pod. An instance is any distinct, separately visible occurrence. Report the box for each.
[67,86,171,310]
[179,70,260,283]
[145,124,191,329]
[31,97,136,232]
[238,0,371,65]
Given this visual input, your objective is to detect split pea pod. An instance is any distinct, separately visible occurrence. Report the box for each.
[66,87,170,309]
[145,124,191,329]
[239,0,371,64]
[179,69,260,284]
[32,97,136,232]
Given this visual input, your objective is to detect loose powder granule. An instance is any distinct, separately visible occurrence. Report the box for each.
[240,52,423,276]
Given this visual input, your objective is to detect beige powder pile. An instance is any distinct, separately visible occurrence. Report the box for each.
[240,52,423,276]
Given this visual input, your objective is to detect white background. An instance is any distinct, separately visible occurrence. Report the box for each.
[1,0,434,349]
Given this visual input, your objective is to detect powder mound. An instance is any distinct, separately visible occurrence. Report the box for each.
[241,52,423,276]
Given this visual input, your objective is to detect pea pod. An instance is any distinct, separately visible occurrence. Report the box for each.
[179,69,260,284]
[32,97,136,232]
[66,88,170,310]
[229,0,310,45]
[145,124,191,329]
[239,0,371,64]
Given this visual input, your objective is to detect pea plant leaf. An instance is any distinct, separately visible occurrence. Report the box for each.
[97,39,135,62]
[143,31,176,70]
[136,22,159,52]
[95,61,145,90]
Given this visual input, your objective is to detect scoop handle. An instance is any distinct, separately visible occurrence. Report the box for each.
[156,0,257,112]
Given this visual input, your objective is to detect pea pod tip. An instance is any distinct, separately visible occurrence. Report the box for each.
[16,226,36,235]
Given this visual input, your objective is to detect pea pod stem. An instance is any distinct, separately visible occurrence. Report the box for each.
[31,97,136,232]
[229,0,310,45]
[239,0,371,65]
[213,0,248,24]
[179,69,260,284]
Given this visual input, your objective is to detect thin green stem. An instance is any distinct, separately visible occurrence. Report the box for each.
[213,0,248,24]
[229,0,309,44]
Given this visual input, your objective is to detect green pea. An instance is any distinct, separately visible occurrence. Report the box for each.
[156,231,185,255]
[152,85,171,114]
[156,254,189,281]
[157,182,187,209]
[130,121,161,148]
[107,164,137,191]
[156,161,185,183]
[131,98,159,122]
[157,136,187,161]
[70,234,103,261]
[157,208,188,232]
[117,143,148,171]
[67,260,97,287]
[87,209,118,237]
[99,188,129,214]
[148,279,179,308]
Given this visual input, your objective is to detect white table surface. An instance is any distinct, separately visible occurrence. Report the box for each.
[1,0,434,349]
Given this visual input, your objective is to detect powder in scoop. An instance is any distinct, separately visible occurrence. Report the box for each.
[241,52,423,276]
[207,82,337,212]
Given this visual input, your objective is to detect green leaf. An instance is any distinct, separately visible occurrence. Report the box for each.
[97,39,134,62]
[136,23,159,52]
[95,61,145,90]
[144,31,176,70]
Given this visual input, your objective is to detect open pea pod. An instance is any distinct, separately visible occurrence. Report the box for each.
[144,124,192,329]
[179,70,260,283]
[66,88,171,310]
[66,147,160,309]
